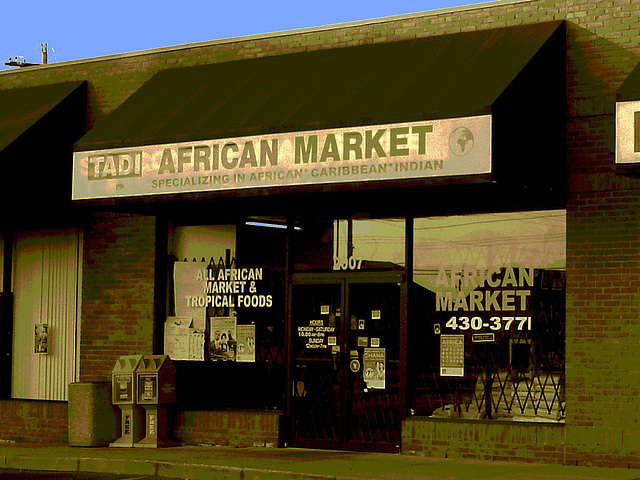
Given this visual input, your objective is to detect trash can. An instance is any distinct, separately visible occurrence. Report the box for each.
[68,382,119,446]
[134,354,177,448]
[110,355,145,448]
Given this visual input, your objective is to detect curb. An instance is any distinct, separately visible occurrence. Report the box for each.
[2,454,346,480]
[7,455,80,473]
[4,445,640,480]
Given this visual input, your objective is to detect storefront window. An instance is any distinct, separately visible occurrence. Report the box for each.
[294,217,405,272]
[409,210,566,423]
[167,221,285,410]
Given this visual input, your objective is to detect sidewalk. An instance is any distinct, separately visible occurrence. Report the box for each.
[1,442,639,480]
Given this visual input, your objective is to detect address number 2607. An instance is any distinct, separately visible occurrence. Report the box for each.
[333,256,363,271]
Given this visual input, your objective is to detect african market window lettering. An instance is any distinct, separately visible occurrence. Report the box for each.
[434,266,536,334]
[183,267,273,309]
[169,262,269,363]
[434,266,533,312]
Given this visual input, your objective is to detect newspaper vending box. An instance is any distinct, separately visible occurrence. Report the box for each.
[110,355,144,447]
[134,354,177,448]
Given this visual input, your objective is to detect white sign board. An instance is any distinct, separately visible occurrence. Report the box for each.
[173,262,206,330]
[616,100,640,164]
[73,115,492,200]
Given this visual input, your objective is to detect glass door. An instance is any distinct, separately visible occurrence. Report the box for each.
[289,273,402,452]
[346,280,401,451]
[290,281,344,450]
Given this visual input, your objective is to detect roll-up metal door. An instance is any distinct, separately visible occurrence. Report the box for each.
[11,228,81,401]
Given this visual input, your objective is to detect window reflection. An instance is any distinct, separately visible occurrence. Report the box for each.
[410,210,566,423]
[414,211,565,293]
[295,217,405,272]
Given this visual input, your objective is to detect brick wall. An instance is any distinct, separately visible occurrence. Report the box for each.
[565,188,640,468]
[562,0,640,469]
[0,212,157,445]
[80,211,157,382]
[1,0,640,464]
[172,410,282,447]
[566,170,640,465]
[0,401,68,444]
[403,418,566,463]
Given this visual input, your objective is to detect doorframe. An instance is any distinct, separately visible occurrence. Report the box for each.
[285,269,407,452]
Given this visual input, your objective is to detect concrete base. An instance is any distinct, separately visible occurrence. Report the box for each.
[68,382,119,447]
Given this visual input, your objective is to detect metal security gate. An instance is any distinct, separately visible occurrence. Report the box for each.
[11,228,81,401]
[289,272,403,452]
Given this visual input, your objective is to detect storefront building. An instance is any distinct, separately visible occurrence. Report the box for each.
[1,0,639,467]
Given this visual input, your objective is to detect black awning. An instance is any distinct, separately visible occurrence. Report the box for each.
[617,61,640,102]
[75,21,564,152]
[0,81,86,152]
[0,81,86,219]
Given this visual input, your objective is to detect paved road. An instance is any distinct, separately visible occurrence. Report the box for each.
[0,470,174,480]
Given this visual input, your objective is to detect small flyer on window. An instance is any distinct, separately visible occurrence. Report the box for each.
[209,316,237,361]
[363,348,385,390]
[34,323,48,354]
[236,324,256,363]
[440,334,465,377]
[174,261,207,329]
[164,317,205,361]
[189,329,205,361]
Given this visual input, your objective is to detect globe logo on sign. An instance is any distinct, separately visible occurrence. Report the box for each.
[449,127,475,156]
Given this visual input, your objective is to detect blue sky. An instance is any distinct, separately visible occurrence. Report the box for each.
[1,0,479,68]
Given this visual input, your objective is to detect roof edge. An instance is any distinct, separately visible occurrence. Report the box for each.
[1,0,529,75]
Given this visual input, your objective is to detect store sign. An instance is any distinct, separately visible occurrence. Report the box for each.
[72,115,492,200]
[615,100,640,164]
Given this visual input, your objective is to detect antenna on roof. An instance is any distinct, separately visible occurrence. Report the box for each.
[3,56,38,68]
[3,43,50,68]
